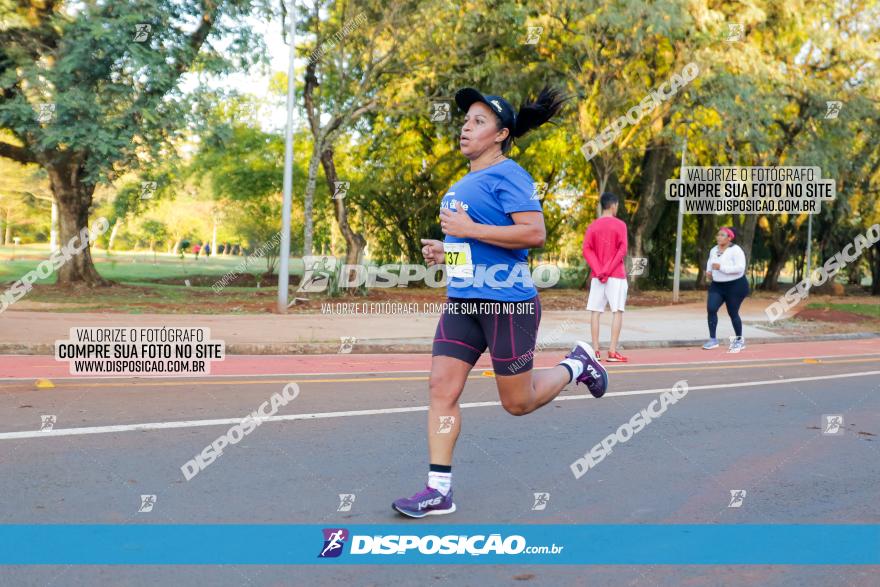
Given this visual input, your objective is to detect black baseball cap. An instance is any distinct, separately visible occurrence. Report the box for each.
[455,88,517,132]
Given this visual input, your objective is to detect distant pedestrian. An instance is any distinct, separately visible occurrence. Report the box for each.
[204,243,211,257]
[582,192,629,362]
[703,227,749,352]
[192,243,201,259]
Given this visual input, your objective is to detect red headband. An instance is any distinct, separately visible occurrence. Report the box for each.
[721,227,735,240]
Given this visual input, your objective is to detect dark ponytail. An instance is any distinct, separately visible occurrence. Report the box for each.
[500,86,568,153]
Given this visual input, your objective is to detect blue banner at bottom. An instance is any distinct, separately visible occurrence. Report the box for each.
[1,524,878,565]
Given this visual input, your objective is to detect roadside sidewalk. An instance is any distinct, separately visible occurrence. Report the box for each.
[0,298,876,355]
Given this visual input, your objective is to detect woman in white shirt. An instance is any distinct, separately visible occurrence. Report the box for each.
[703,227,749,352]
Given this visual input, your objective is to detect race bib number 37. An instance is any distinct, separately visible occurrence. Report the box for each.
[444,243,474,278]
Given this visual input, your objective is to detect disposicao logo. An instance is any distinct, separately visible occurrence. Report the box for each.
[316,531,565,557]
[318,528,349,558]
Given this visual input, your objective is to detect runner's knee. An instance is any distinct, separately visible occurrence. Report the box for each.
[501,401,531,416]
[500,394,534,416]
[429,372,464,407]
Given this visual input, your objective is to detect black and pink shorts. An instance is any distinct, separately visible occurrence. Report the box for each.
[432,296,541,376]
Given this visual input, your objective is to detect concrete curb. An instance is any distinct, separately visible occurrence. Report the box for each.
[3,331,877,356]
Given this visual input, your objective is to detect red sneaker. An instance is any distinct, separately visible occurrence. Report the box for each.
[606,350,628,362]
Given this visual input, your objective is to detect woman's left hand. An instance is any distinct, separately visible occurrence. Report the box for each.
[440,207,476,238]
[711,262,721,270]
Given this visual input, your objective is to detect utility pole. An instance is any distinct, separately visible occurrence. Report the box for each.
[805,214,813,292]
[672,126,689,303]
[277,2,295,314]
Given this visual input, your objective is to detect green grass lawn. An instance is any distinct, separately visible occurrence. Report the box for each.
[805,301,880,318]
[21,282,282,314]
[0,246,307,313]
[0,247,305,285]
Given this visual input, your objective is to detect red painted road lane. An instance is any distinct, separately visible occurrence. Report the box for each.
[0,338,878,379]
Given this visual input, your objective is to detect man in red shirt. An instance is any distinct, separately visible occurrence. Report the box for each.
[582,192,629,362]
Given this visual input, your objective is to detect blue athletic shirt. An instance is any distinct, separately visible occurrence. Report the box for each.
[440,158,542,301]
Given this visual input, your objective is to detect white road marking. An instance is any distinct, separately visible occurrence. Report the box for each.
[1,370,878,441]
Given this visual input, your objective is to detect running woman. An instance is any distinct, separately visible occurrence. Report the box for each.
[392,87,608,518]
[703,227,749,352]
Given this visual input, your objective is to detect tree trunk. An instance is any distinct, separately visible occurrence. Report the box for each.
[629,135,678,259]
[848,264,862,285]
[590,160,627,220]
[736,215,759,262]
[320,146,366,266]
[302,143,323,256]
[762,253,787,291]
[172,238,182,256]
[758,216,799,291]
[264,253,277,277]
[47,164,109,286]
[794,248,804,283]
[50,199,59,252]
[107,218,122,251]
[869,246,880,295]
[211,216,218,257]
[3,208,10,245]
[694,215,717,289]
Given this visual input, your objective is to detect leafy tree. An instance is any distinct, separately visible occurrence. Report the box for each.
[0,0,270,285]
[188,100,303,273]
[296,0,419,263]
[140,218,168,251]
[0,156,50,244]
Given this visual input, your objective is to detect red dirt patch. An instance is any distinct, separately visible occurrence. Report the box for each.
[793,308,866,324]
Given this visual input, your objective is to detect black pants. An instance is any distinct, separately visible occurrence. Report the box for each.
[707,276,749,338]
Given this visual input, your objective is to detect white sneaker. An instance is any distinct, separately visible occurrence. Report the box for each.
[728,336,745,353]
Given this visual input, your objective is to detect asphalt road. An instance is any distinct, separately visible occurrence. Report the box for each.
[1,347,879,586]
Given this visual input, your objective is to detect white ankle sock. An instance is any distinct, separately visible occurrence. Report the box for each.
[428,471,452,496]
[559,358,584,383]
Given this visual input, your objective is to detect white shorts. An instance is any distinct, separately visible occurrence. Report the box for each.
[587,277,628,313]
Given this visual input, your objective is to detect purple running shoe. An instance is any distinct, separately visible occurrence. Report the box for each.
[566,341,608,398]
[392,485,456,518]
